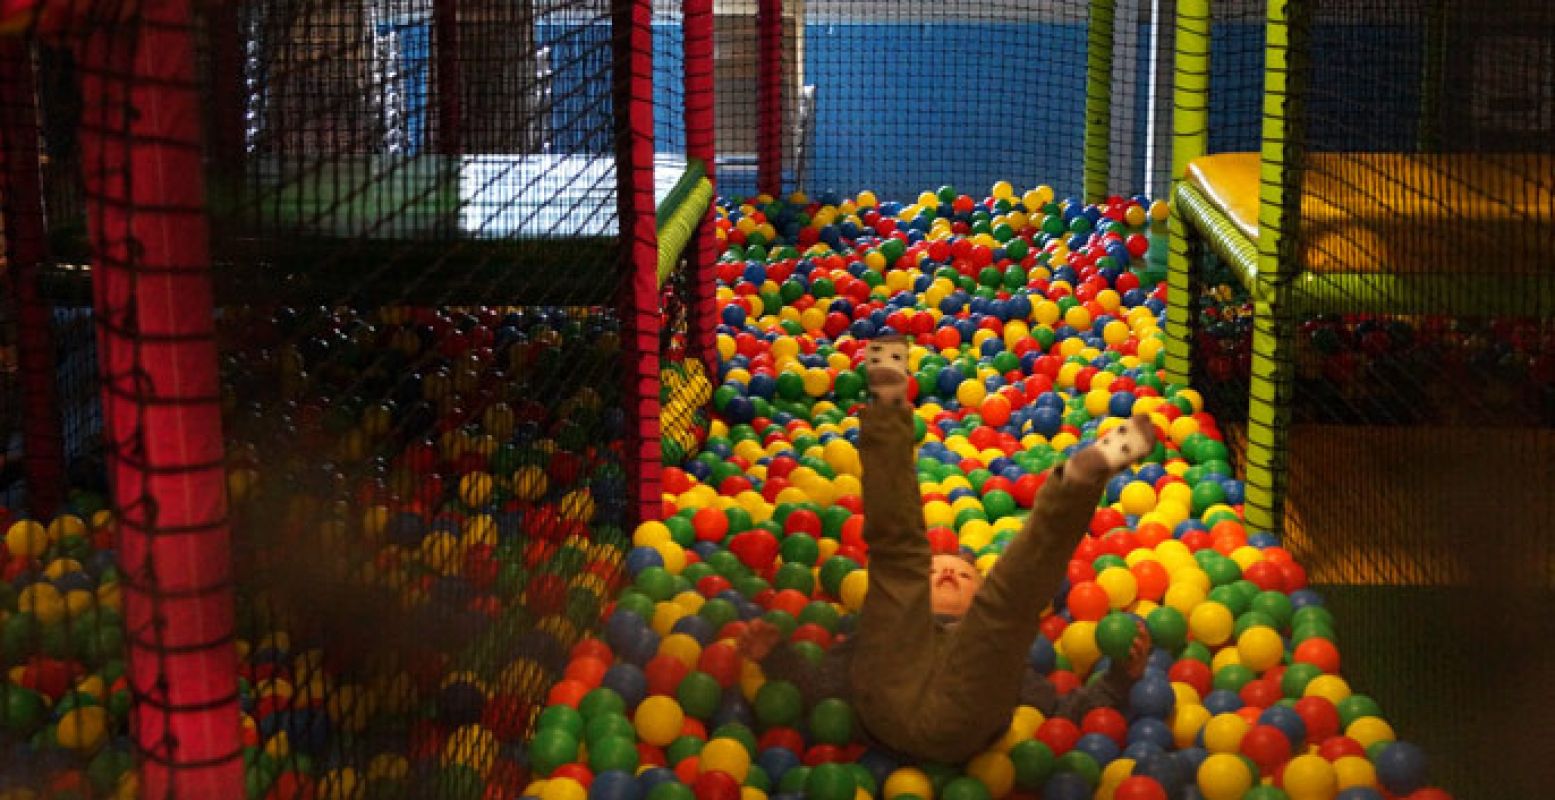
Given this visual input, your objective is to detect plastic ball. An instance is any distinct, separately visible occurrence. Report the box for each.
[1281,754,1338,800]
[1236,625,1284,673]
[634,696,686,747]
[699,738,752,783]
[1195,753,1253,800]
[1372,741,1427,796]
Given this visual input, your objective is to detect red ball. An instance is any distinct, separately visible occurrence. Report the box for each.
[693,769,743,800]
[1066,581,1111,622]
[1113,776,1168,800]
[1239,678,1283,710]
[645,655,692,696]
[692,508,730,542]
[564,656,609,689]
[697,642,743,688]
[1292,637,1341,674]
[1293,696,1342,744]
[1081,707,1129,748]
[1239,724,1292,773]
[1241,560,1287,592]
[926,526,962,555]
[758,726,806,755]
[552,764,594,788]
[1035,717,1081,755]
[1317,735,1368,762]
[1167,659,1212,699]
[728,530,780,570]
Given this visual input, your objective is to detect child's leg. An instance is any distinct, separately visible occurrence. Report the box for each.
[847,339,935,741]
[920,416,1158,759]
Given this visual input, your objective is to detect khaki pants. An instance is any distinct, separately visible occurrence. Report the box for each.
[847,401,1106,763]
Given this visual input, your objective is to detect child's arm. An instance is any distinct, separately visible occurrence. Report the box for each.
[737,619,853,708]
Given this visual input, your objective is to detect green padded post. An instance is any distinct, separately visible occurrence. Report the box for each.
[1243,0,1303,535]
[1084,0,1115,204]
[1163,0,1210,386]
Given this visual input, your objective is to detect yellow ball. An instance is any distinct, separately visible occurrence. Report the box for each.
[802,367,833,397]
[559,489,595,522]
[318,768,365,800]
[700,737,753,782]
[1162,581,1207,616]
[1196,753,1253,800]
[1059,620,1100,674]
[1281,754,1338,800]
[1333,755,1377,791]
[1201,713,1250,754]
[965,750,1015,799]
[513,466,548,501]
[19,583,66,625]
[1236,626,1284,673]
[1345,716,1396,750]
[840,569,870,612]
[47,515,86,542]
[658,632,703,669]
[883,768,935,800]
[55,706,109,753]
[991,181,1015,200]
[651,603,691,636]
[541,777,589,800]
[956,379,987,408]
[1303,674,1352,704]
[1095,567,1139,609]
[635,695,685,746]
[1188,601,1235,646]
[1170,704,1211,749]
[5,520,48,558]
[1119,482,1158,515]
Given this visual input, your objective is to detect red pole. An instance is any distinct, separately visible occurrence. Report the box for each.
[74,3,242,796]
[756,0,782,198]
[0,39,66,520]
[683,0,717,377]
[435,0,462,155]
[615,0,662,524]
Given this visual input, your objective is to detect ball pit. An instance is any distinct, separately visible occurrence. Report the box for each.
[0,182,1453,799]
[527,183,1453,800]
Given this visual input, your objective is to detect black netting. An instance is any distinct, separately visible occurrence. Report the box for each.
[1176,0,1555,796]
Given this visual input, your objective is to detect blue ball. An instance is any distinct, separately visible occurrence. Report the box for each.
[935,368,965,397]
[671,614,716,645]
[591,771,643,800]
[1074,733,1120,766]
[1202,689,1244,716]
[601,663,648,709]
[722,305,747,327]
[635,767,679,797]
[625,547,666,576]
[1126,718,1173,751]
[1030,407,1063,437]
[605,610,648,651]
[758,747,802,784]
[1258,705,1308,749]
[1374,741,1428,795]
[1128,674,1175,719]
[1133,750,1190,797]
[1041,772,1093,800]
[1027,635,1057,674]
[1108,391,1137,418]
[1289,589,1325,610]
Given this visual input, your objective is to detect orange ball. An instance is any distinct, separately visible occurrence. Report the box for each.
[546,678,590,708]
[981,395,1012,427]
[934,327,962,350]
[1067,580,1111,622]
[1130,560,1170,602]
[691,508,729,542]
[564,656,609,689]
[1293,637,1341,674]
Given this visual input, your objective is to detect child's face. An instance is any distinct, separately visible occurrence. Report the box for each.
[929,554,983,617]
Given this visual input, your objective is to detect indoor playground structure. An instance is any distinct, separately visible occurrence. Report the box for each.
[0,0,1549,799]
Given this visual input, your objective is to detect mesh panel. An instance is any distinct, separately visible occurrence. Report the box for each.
[1,0,715,795]
[1176,0,1555,795]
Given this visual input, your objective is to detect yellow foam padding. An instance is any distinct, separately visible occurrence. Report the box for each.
[1185,152,1554,275]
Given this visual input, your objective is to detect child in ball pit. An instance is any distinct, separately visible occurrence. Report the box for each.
[736,335,1155,764]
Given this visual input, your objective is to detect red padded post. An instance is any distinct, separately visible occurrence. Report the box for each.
[683,0,717,376]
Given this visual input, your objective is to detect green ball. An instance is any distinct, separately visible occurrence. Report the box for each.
[797,601,841,632]
[1203,557,1243,588]
[1233,610,1279,639]
[667,734,704,765]
[779,534,820,567]
[753,680,803,728]
[1242,783,1291,799]
[1281,663,1324,698]
[804,762,857,800]
[579,687,627,721]
[646,780,695,800]
[87,747,136,793]
[1145,606,1188,654]
[589,733,640,773]
[527,727,580,776]
[1250,591,1295,630]
[981,490,1017,520]
[699,598,740,631]
[941,777,991,800]
[677,671,723,720]
[1336,694,1384,728]
[761,610,798,639]
[584,712,636,744]
[817,556,858,598]
[1095,612,1139,663]
[778,766,811,794]
[808,698,854,745]
[773,562,816,595]
[1190,481,1227,515]
[1212,664,1256,693]
[1055,749,1101,787]
[1009,739,1056,790]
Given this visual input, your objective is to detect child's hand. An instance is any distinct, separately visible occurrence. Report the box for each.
[1124,620,1153,680]
[736,619,784,662]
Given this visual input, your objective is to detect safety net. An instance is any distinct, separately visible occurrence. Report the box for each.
[1172,0,1554,795]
